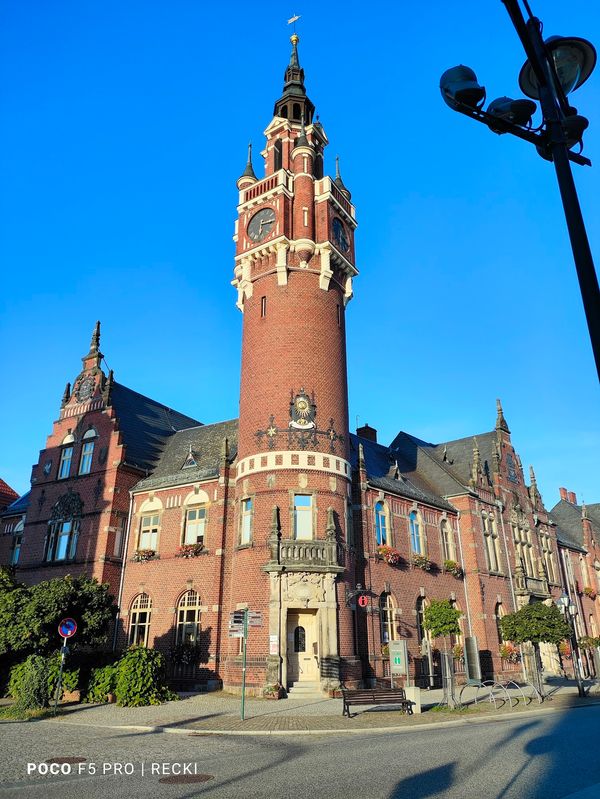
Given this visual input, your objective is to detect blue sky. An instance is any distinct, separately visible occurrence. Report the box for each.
[1,0,598,509]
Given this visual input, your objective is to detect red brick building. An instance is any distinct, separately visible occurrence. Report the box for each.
[5,35,597,694]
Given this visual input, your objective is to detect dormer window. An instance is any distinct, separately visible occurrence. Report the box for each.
[79,428,97,475]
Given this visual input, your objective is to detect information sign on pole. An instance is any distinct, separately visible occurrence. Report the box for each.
[389,640,408,676]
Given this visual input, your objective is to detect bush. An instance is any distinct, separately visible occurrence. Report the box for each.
[115,647,177,707]
[46,653,80,699]
[85,664,117,703]
[9,655,50,709]
[499,603,571,646]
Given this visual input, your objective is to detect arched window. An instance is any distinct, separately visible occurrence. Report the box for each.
[280,104,288,118]
[294,626,306,652]
[450,600,464,647]
[44,491,82,562]
[410,511,425,555]
[441,519,456,562]
[274,140,283,171]
[495,602,506,644]
[380,592,396,644]
[78,428,97,475]
[129,593,152,646]
[58,432,75,479]
[182,490,209,547]
[375,501,388,546]
[10,518,24,566]
[175,590,201,645]
[292,102,301,120]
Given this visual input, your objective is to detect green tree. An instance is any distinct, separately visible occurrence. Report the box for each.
[423,600,462,643]
[0,571,116,657]
[499,603,571,646]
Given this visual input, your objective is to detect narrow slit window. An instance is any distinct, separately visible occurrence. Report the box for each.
[261,296,267,318]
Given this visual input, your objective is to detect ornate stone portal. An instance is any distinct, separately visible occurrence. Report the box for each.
[266,569,341,692]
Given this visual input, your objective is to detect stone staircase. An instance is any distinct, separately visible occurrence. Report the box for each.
[286,681,324,699]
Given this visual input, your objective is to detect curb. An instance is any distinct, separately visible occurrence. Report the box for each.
[40,698,600,737]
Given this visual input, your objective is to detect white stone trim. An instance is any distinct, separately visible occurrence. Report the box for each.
[236,450,351,480]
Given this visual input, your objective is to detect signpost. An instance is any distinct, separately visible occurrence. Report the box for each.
[229,609,262,720]
[388,639,408,688]
[54,618,77,715]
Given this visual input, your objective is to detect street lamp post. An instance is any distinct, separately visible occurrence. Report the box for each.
[440,1,600,381]
[557,593,586,697]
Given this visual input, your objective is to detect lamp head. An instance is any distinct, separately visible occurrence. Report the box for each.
[519,35,597,99]
[440,65,486,110]
[486,96,537,132]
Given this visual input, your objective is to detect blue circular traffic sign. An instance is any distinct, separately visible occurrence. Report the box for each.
[58,618,77,638]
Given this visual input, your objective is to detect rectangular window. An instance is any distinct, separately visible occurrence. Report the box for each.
[184,507,206,545]
[45,520,78,562]
[139,515,159,550]
[113,518,125,558]
[78,441,95,475]
[240,498,253,544]
[294,494,313,540]
[10,535,22,565]
[58,447,73,479]
[261,296,267,318]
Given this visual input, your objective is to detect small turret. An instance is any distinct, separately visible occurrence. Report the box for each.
[495,398,510,433]
[237,142,257,189]
[333,155,351,200]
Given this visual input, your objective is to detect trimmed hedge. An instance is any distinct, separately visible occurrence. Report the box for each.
[115,647,176,707]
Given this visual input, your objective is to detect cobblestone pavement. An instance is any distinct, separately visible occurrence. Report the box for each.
[10,679,597,735]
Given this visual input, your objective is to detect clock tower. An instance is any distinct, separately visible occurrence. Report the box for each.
[227,34,360,692]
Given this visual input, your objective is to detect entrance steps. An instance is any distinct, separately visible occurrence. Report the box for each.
[286,681,323,698]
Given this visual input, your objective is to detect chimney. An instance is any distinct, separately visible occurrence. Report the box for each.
[357,423,377,443]
[559,487,568,501]
[568,491,577,505]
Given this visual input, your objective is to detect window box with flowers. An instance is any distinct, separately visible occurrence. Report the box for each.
[176,543,205,559]
[499,642,521,663]
[377,545,404,566]
[132,549,158,563]
[444,559,464,579]
[583,586,597,600]
[578,635,600,650]
[412,554,433,571]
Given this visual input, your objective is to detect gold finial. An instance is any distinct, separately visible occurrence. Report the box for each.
[290,32,299,45]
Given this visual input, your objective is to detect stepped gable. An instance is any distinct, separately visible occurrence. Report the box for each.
[109,381,202,472]
[0,490,30,518]
[549,498,588,552]
[134,418,238,491]
[349,434,455,512]
[0,479,19,511]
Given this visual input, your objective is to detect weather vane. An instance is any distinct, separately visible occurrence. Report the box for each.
[287,13,301,32]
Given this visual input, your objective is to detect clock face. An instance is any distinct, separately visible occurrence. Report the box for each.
[248,207,276,243]
[75,376,94,403]
[332,218,350,253]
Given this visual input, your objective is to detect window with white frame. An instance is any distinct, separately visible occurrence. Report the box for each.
[410,510,425,555]
[441,519,457,562]
[375,501,388,546]
[512,524,535,577]
[539,529,556,583]
[183,506,207,545]
[78,429,96,475]
[139,514,159,550]
[175,590,202,645]
[293,494,313,540]
[129,593,152,646]
[240,497,253,544]
[380,592,396,644]
[58,446,73,479]
[10,519,24,566]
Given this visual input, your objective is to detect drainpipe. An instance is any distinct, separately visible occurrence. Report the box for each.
[113,491,135,652]
[455,512,473,637]
[496,500,526,681]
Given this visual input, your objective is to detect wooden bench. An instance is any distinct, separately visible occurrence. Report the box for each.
[341,687,414,717]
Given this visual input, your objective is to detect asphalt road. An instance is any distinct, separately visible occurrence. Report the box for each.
[1,705,600,799]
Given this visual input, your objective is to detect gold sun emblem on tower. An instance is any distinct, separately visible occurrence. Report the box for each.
[289,390,316,430]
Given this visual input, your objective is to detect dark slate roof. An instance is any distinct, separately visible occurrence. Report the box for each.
[586,504,600,530]
[110,382,202,472]
[349,434,455,512]
[0,490,30,518]
[549,500,586,552]
[133,419,238,491]
[390,432,472,498]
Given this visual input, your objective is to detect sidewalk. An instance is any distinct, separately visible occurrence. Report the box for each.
[32,678,600,736]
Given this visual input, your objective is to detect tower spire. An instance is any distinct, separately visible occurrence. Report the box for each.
[495,398,510,433]
[237,141,257,188]
[290,32,300,68]
[89,320,101,354]
[334,155,352,200]
[273,33,315,124]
